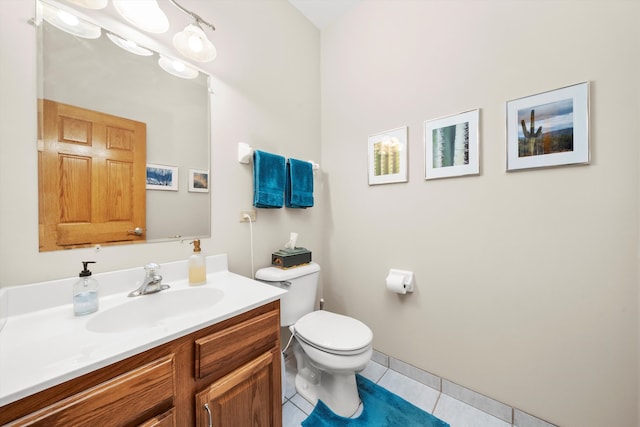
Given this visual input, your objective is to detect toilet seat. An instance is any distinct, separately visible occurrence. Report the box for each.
[293,310,372,356]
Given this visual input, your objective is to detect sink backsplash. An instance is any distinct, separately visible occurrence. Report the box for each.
[2,255,230,319]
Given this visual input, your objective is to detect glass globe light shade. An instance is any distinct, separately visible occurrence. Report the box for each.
[173,24,217,63]
[106,33,154,56]
[41,2,101,39]
[113,0,169,34]
[158,55,199,79]
[63,0,108,9]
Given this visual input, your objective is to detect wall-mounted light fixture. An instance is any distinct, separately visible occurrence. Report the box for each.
[50,0,216,78]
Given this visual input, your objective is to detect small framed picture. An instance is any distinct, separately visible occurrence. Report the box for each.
[506,82,589,171]
[368,126,408,185]
[146,163,178,191]
[188,169,209,193]
[424,109,480,180]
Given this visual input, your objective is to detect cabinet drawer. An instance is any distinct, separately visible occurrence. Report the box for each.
[138,408,176,427]
[195,309,279,380]
[7,355,175,426]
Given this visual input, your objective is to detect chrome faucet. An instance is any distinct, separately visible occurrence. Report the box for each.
[128,263,170,297]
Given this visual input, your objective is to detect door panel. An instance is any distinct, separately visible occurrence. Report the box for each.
[59,154,92,223]
[105,159,134,221]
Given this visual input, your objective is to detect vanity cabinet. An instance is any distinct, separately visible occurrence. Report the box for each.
[0,301,282,427]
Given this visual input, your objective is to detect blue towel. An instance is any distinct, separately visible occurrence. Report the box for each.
[253,150,285,208]
[286,158,314,208]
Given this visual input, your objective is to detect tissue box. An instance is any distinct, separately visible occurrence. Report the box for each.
[272,248,312,268]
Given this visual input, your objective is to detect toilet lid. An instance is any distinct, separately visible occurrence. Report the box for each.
[294,310,372,352]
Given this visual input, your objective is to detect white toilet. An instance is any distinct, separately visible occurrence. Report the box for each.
[255,262,373,417]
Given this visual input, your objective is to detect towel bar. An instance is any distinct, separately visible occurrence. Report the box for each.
[237,142,320,170]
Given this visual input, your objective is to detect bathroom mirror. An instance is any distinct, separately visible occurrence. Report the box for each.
[36,0,211,251]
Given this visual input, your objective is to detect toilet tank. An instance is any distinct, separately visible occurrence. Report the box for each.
[255,262,320,327]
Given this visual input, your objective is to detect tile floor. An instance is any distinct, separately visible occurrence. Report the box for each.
[282,354,517,427]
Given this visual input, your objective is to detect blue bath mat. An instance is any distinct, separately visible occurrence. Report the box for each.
[301,374,450,427]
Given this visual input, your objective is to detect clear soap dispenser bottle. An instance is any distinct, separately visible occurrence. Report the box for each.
[73,261,99,316]
[189,240,206,286]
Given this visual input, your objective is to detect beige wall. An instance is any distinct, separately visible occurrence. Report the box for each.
[320,1,639,426]
[0,0,322,285]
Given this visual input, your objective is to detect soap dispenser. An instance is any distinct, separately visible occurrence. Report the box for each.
[189,240,206,285]
[73,261,99,316]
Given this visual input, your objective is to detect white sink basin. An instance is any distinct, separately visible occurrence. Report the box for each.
[86,287,224,333]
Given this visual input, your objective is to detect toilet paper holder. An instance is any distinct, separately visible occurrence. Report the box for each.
[386,269,415,293]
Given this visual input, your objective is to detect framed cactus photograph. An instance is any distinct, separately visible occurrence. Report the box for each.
[424,109,480,180]
[506,82,589,171]
[368,126,408,185]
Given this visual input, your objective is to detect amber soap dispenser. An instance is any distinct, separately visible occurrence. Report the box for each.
[189,239,206,285]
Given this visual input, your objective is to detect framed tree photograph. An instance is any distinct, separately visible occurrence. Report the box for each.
[506,82,589,171]
[188,169,209,193]
[368,126,408,185]
[146,163,178,191]
[424,109,480,180]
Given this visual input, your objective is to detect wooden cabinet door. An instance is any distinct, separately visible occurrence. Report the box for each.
[195,350,282,427]
[39,99,146,251]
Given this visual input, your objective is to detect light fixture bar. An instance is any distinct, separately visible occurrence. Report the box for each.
[168,0,215,31]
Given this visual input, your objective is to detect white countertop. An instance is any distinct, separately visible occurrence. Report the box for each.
[0,255,286,407]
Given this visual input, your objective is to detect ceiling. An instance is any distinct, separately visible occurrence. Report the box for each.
[287,0,360,29]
